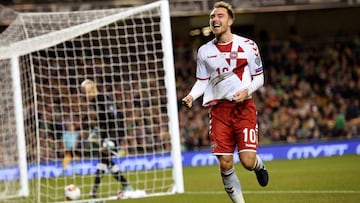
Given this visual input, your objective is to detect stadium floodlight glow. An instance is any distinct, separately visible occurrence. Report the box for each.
[201,26,212,36]
[0,0,184,202]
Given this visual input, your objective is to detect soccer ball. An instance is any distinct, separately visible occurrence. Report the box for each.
[64,184,81,200]
[102,139,115,150]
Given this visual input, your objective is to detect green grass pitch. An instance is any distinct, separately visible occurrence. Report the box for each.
[117,155,360,203]
[14,155,359,202]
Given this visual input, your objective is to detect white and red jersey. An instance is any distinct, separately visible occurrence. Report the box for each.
[196,35,263,106]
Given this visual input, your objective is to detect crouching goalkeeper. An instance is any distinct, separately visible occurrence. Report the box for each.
[81,79,133,198]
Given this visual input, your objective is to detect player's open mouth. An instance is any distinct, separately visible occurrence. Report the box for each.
[212,24,221,31]
[213,24,221,28]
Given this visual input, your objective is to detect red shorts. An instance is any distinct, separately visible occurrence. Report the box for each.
[209,99,258,154]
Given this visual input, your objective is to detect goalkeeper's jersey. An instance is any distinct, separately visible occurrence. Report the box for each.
[196,34,264,106]
[92,94,125,144]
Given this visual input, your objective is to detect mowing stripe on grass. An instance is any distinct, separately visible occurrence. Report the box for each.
[185,190,360,195]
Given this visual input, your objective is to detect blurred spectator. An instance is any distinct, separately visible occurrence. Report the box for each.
[61,119,81,168]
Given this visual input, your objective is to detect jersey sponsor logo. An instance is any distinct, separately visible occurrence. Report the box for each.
[207,55,217,58]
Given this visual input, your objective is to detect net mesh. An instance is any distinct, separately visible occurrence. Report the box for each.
[0,1,178,202]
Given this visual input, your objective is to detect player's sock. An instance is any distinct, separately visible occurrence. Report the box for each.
[253,155,269,187]
[253,155,265,171]
[90,169,104,197]
[221,167,245,203]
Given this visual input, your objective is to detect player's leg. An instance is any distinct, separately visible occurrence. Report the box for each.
[233,100,268,187]
[89,149,112,198]
[108,158,133,191]
[252,123,269,187]
[217,155,245,203]
[210,103,245,203]
[89,161,106,198]
[238,151,268,187]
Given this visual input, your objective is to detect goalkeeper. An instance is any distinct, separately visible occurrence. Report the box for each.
[81,79,133,198]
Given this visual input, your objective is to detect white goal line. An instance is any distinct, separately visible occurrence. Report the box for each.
[185,190,360,195]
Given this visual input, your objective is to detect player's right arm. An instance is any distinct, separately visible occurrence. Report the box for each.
[182,79,208,108]
[182,45,209,108]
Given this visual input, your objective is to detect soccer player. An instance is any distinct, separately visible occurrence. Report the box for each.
[182,2,269,203]
[81,79,133,198]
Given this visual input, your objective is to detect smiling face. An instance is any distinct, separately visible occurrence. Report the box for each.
[209,6,233,41]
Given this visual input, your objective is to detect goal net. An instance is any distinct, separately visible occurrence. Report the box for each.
[0,0,183,202]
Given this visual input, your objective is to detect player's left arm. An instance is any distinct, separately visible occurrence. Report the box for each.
[246,73,264,95]
[233,40,264,102]
[247,40,264,94]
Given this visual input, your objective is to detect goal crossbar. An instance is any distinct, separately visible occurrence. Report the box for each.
[0,0,162,60]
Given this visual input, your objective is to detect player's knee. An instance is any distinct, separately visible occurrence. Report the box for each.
[241,161,255,171]
[110,164,120,173]
[217,155,234,171]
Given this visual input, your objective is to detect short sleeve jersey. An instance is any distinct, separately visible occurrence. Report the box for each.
[196,34,263,106]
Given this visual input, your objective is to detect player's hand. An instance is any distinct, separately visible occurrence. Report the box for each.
[233,89,248,103]
[182,95,194,108]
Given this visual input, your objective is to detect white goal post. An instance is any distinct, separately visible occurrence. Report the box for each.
[0,0,183,202]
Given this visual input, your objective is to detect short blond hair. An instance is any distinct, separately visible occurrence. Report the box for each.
[213,1,235,20]
[81,79,98,99]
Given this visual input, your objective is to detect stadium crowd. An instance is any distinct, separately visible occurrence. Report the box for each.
[4,31,359,164]
[176,32,360,150]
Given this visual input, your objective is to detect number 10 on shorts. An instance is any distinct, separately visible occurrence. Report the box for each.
[243,128,257,143]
